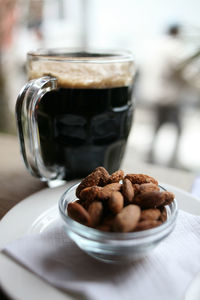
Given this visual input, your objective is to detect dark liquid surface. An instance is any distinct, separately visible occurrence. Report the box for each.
[37,86,134,180]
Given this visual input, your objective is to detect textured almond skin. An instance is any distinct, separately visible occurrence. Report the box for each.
[79,186,101,202]
[134,220,162,231]
[95,167,110,186]
[133,191,165,209]
[140,208,161,221]
[108,170,124,183]
[113,204,141,232]
[76,167,110,198]
[67,202,91,225]
[125,174,158,185]
[139,183,160,193]
[98,183,122,200]
[76,170,101,198]
[121,178,134,203]
[159,206,167,222]
[88,201,103,226]
[162,191,175,206]
[72,167,174,232]
[108,191,124,214]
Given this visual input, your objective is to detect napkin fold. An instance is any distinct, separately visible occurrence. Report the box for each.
[2,210,200,300]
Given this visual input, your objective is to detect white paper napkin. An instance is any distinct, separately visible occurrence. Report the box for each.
[2,210,200,300]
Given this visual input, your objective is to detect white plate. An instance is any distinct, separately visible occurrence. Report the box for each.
[0,182,200,300]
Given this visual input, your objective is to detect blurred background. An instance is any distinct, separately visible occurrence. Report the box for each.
[0,0,200,172]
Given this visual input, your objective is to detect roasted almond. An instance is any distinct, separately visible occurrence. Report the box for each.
[133,191,165,209]
[125,174,158,185]
[121,178,134,203]
[132,184,141,195]
[108,170,124,183]
[134,220,162,231]
[108,191,124,214]
[72,167,174,233]
[95,167,110,186]
[88,201,103,227]
[67,202,91,226]
[76,167,110,198]
[98,183,122,200]
[79,186,101,202]
[140,208,161,221]
[162,191,175,206]
[113,204,141,232]
[139,183,160,193]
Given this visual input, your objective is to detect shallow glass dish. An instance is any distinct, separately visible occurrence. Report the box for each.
[59,183,178,264]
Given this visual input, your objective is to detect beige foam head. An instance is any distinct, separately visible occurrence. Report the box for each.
[28,59,135,89]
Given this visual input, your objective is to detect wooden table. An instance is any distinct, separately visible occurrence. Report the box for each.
[0,133,197,299]
[0,134,46,220]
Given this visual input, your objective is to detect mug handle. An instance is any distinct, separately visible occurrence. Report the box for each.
[15,76,59,181]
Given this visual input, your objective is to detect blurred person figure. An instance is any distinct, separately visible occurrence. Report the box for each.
[0,0,44,133]
[136,24,187,167]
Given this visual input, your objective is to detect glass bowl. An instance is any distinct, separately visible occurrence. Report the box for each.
[58,183,178,264]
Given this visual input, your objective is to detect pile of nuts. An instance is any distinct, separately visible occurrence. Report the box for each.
[67,167,175,233]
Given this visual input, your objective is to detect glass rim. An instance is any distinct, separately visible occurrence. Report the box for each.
[27,47,134,64]
[59,182,178,242]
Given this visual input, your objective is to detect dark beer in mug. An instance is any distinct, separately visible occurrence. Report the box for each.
[16,50,135,181]
[37,84,134,180]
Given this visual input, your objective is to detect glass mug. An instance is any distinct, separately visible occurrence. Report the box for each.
[16,48,135,182]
